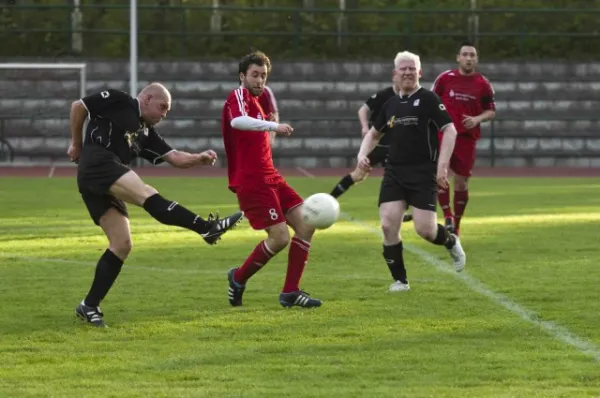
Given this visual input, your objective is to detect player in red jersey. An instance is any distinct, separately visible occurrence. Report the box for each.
[222,50,322,308]
[432,41,496,236]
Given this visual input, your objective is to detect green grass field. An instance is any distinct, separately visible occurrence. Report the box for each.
[1,176,600,397]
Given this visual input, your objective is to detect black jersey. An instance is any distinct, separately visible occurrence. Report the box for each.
[81,89,173,165]
[373,87,453,166]
[365,86,396,126]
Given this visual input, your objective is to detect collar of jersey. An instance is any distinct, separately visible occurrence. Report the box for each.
[399,85,421,99]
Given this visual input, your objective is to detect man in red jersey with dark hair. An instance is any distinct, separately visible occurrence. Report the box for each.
[432,41,496,236]
[221,50,322,309]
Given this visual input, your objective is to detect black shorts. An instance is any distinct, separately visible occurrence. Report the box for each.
[378,164,438,211]
[77,145,130,225]
[367,144,389,167]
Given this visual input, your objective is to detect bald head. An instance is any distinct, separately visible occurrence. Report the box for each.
[139,82,171,102]
[138,82,172,125]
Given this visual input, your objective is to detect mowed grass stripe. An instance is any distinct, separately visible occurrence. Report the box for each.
[1,176,599,397]
[300,168,600,363]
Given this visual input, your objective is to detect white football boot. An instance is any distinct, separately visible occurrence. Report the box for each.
[389,281,410,292]
[447,234,466,272]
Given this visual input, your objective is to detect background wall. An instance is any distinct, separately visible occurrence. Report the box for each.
[1,0,599,168]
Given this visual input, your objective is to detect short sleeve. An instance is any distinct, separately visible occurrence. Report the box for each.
[365,88,387,111]
[372,99,392,133]
[80,89,131,118]
[226,88,249,120]
[139,128,174,165]
[431,73,445,97]
[480,77,496,111]
[425,92,453,130]
[259,86,278,115]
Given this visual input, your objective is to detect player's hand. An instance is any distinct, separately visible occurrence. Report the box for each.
[361,127,370,137]
[267,113,277,122]
[275,123,293,137]
[197,150,218,166]
[436,163,449,190]
[462,114,480,130]
[357,156,372,172]
[67,143,82,163]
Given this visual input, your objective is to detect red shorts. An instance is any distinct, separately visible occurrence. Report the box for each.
[235,179,304,230]
[439,132,477,177]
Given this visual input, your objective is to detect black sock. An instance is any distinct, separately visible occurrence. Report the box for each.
[330,174,355,198]
[382,242,407,283]
[84,249,124,307]
[432,224,456,249]
[143,193,210,234]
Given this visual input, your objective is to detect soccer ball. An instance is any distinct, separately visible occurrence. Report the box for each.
[301,193,340,230]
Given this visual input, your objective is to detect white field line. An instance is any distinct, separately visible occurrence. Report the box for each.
[297,166,600,362]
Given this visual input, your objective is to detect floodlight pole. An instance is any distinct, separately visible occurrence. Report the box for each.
[130,0,138,97]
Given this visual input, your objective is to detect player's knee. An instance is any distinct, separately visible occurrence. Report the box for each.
[266,227,290,252]
[144,184,159,198]
[380,215,400,241]
[295,222,315,241]
[454,176,469,191]
[109,237,133,259]
[414,220,436,241]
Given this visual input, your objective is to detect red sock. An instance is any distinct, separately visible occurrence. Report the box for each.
[234,240,275,284]
[282,236,311,293]
[438,188,453,218]
[453,190,469,232]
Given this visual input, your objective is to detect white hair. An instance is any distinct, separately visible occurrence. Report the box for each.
[394,51,421,71]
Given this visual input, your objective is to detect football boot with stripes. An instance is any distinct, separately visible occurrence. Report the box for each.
[227,267,246,306]
[279,290,322,308]
[75,301,106,327]
[202,211,244,245]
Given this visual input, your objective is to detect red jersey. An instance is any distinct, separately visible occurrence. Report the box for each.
[222,87,280,190]
[431,69,495,140]
[258,86,278,119]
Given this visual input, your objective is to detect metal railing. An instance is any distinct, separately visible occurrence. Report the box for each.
[0,4,599,59]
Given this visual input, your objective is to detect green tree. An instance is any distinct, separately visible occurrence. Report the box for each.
[0,0,598,59]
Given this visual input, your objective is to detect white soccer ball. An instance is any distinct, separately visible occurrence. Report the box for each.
[301,193,340,230]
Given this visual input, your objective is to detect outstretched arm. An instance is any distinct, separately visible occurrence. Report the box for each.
[231,116,293,136]
[163,149,218,169]
[231,115,278,132]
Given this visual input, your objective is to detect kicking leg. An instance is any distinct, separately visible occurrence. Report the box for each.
[109,170,243,245]
[76,208,131,327]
